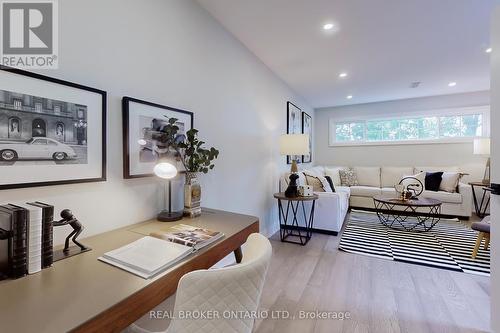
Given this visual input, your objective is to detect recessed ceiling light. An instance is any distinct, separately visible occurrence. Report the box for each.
[339,72,348,78]
[346,95,353,99]
[485,47,492,53]
[448,82,457,87]
[323,23,334,30]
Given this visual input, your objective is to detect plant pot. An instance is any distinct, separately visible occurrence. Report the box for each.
[184,172,202,218]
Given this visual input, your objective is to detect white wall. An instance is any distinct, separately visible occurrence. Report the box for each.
[314,91,489,181]
[0,0,312,244]
[490,7,499,333]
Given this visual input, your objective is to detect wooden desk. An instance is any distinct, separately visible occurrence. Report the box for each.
[0,208,259,333]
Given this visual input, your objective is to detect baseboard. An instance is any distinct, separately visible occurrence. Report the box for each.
[350,206,470,221]
[280,224,339,236]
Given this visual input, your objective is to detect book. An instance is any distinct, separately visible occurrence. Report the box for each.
[0,205,27,279]
[28,202,54,268]
[11,203,42,274]
[150,224,224,250]
[98,236,193,279]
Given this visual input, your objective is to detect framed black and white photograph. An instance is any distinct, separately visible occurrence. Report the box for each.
[0,67,106,190]
[286,101,302,164]
[122,97,193,178]
[302,111,312,163]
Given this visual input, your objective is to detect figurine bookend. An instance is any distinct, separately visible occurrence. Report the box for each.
[52,209,91,262]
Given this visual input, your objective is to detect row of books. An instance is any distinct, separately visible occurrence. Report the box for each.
[99,224,224,279]
[0,202,54,280]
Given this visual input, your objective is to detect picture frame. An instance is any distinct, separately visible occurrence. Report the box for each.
[302,111,312,163]
[286,101,302,164]
[0,66,107,190]
[122,97,194,179]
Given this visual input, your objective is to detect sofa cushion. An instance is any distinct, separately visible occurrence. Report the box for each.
[350,186,382,197]
[303,170,332,192]
[324,167,345,186]
[381,187,397,196]
[340,168,359,186]
[425,172,444,192]
[353,167,381,187]
[421,190,462,204]
[335,186,351,196]
[439,172,460,193]
[414,166,460,174]
[381,167,414,187]
[307,166,325,176]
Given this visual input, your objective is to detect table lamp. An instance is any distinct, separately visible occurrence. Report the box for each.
[279,134,310,197]
[473,138,491,184]
[154,161,183,222]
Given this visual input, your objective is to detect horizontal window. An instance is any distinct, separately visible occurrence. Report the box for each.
[332,113,484,145]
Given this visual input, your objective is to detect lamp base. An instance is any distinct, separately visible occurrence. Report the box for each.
[157,210,183,222]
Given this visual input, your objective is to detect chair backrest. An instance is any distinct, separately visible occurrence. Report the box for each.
[166,233,272,333]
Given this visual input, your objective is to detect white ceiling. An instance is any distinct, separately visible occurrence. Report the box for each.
[197,0,499,108]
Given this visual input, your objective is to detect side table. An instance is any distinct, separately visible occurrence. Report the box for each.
[469,182,491,218]
[274,192,318,246]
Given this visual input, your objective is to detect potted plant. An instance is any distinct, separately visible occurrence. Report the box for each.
[157,118,219,217]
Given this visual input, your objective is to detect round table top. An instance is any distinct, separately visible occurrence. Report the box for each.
[373,195,442,207]
[273,192,319,201]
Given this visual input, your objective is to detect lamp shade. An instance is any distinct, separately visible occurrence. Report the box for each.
[473,138,490,155]
[153,162,178,179]
[279,134,310,155]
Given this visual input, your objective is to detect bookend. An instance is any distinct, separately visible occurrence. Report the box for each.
[53,209,91,262]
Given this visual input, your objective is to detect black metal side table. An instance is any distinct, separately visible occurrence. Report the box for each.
[274,192,318,246]
[469,182,491,218]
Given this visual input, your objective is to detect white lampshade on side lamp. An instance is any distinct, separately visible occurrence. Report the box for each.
[473,138,491,184]
[154,161,183,222]
[279,134,310,197]
[279,134,310,172]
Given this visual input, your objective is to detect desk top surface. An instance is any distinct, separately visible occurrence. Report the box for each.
[0,208,258,333]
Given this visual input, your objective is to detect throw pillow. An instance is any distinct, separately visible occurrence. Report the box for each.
[439,172,460,193]
[324,175,336,192]
[425,172,443,192]
[324,167,343,186]
[400,172,426,191]
[339,168,359,187]
[303,170,333,192]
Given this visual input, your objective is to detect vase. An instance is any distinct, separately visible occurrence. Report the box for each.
[184,172,202,218]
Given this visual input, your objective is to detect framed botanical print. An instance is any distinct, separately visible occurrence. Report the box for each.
[122,97,193,178]
[0,66,107,190]
[302,112,312,163]
[286,101,302,164]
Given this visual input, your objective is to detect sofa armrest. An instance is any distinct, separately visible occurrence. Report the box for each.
[458,182,471,196]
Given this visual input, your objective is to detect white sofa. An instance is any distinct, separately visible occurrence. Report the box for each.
[280,165,472,235]
[280,171,350,235]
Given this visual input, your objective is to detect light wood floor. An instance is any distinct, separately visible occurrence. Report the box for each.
[253,223,491,333]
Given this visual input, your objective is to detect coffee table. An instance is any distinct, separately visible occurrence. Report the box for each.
[373,196,442,232]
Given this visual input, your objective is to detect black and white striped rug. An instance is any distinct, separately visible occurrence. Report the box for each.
[339,210,490,276]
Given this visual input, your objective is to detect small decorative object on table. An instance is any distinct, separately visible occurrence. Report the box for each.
[298,185,313,197]
[52,209,91,262]
[395,176,424,201]
[279,134,310,198]
[184,172,202,218]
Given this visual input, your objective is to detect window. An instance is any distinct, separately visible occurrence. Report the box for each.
[35,102,42,112]
[13,99,22,109]
[33,139,48,145]
[331,108,487,145]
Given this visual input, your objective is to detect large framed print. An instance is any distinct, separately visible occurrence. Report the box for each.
[302,111,312,163]
[286,101,302,164]
[0,67,106,190]
[122,97,193,178]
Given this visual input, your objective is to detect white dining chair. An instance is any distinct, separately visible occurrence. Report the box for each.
[126,233,272,333]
